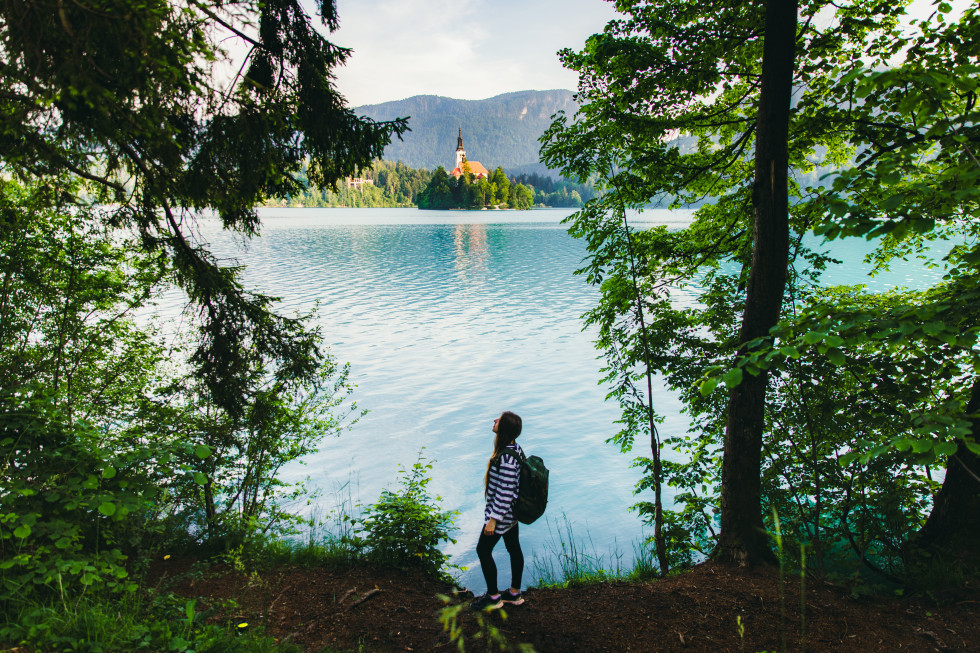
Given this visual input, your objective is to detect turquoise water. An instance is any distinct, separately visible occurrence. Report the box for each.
[162,207,949,590]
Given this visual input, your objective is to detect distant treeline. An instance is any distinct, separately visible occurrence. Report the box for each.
[271,161,599,209]
[271,160,431,207]
[511,172,597,208]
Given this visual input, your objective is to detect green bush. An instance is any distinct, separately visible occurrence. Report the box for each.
[348,453,458,581]
[1,592,296,653]
[0,386,178,604]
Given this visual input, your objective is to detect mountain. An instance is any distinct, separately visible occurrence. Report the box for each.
[353,90,578,177]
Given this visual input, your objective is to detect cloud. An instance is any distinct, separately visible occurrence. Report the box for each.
[325,0,619,106]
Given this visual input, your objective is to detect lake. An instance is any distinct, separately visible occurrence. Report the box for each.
[159,207,948,591]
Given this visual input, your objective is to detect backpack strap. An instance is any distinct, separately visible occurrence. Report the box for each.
[494,446,525,468]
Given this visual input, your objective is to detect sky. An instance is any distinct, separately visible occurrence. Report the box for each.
[325,0,621,107]
[314,0,969,109]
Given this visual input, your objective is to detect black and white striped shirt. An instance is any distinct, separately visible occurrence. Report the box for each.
[484,443,523,534]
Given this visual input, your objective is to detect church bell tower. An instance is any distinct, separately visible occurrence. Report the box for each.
[455,126,466,169]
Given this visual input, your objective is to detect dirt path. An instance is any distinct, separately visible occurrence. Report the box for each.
[156,560,979,652]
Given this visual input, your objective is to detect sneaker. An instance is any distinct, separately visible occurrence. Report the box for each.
[470,593,504,611]
[500,589,524,606]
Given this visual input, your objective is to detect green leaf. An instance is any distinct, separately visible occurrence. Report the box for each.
[824,334,844,348]
[699,377,720,397]
[933,441,957,457]
[13,525,31,539]
[102,466,117,479]
[880,194,904,211]
[911,439,933,454]
[98,502,117,517]
[722,368,743,388]
[803,331,825,345]
[826,348,846,366]
[193,472,207,486]
[194,444,212,459]
[779,345,801,359]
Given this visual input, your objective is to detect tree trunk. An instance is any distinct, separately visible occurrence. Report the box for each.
[912,377,980,568]
[713,0,798,567]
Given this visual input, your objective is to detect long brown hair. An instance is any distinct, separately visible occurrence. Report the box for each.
[484,411,522,493]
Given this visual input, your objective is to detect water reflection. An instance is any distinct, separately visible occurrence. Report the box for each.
[453,223,489,281]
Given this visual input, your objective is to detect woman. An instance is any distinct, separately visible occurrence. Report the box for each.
[470,410,526,610]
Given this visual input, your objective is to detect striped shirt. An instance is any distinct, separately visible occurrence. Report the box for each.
[484,443,523,535]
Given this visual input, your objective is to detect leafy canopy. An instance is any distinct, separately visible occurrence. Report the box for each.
[0,0,407,414]
[541,0,980,575]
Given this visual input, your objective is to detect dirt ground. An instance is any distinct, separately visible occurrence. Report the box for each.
[152,559,979,652]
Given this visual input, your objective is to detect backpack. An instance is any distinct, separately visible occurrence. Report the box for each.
[497,448,549,525]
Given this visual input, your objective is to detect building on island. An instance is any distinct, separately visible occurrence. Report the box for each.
[345,176,373,189]
[449,127,489,180]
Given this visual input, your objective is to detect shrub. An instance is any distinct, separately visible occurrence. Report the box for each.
[349,452,458,580]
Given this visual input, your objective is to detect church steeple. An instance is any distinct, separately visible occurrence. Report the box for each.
[449,126,488,180]
[455,126,466,169]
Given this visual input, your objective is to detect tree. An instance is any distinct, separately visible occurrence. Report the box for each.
[541,0,914,570]
[471,182,487,209]
[772,5,980,572]
[490,167,510,205]
[0,0,407,415]
[715,0,798,567]
[418,167,454,209]
[0,179,167,426]
[514,183,535,210]
[0,176,361,606]
[0,0,400,607]
[0,178,187,600]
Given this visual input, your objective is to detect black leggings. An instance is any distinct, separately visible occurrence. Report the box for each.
[476,523,523,595]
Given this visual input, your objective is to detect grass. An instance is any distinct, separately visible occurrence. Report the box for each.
[0,590,298,653]
[529,513,660,588]
[226,481,365,572]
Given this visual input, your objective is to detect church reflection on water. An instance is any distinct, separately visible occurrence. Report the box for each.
[453,223,489,279]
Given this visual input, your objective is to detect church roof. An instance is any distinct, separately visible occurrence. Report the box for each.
[451,160,489,178]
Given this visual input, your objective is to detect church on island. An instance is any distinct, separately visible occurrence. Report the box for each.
[449,128,489,180]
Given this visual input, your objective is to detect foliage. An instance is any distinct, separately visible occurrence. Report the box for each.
[348,453,458,580]
[1,387,154,604]
[541,0,979,579]
[0,0,406,416]
[0,179,173,603]
[0,178,360,647]
[0,0,413,645]
[419,166,535,210]
[513,173,595,208]
[0,179,169,423]
[1,591,296,653]
[274,159,434,207]
[438,594,536,653]
[149,355,362,553]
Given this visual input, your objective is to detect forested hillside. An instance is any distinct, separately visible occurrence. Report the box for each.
[275,160,432,207]
[354,90,577,176]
